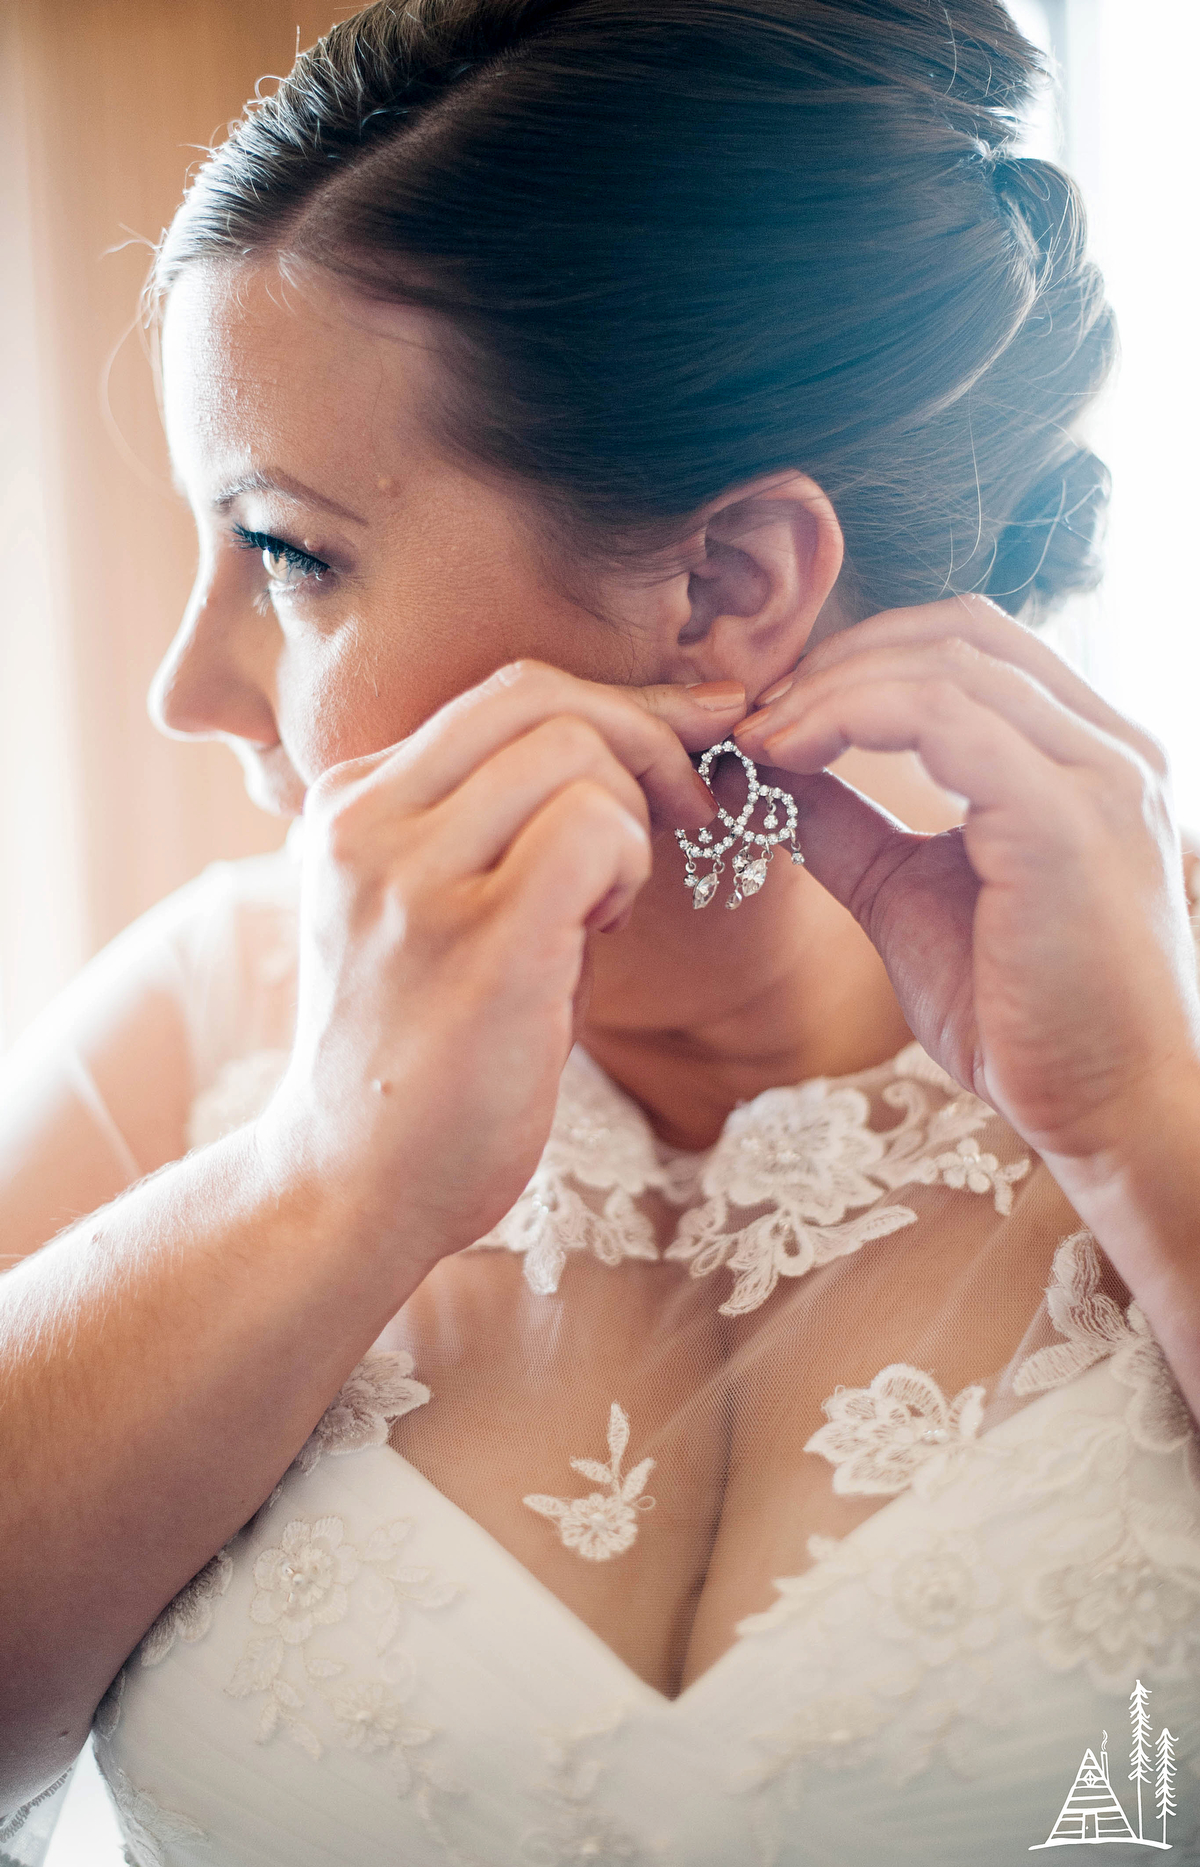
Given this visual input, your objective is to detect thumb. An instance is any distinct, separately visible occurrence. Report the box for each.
[773,766,927,927]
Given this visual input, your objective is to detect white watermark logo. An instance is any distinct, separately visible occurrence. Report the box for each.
[1030,1681,1176,1850]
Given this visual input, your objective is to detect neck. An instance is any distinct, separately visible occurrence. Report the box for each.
[580,748,959,1150]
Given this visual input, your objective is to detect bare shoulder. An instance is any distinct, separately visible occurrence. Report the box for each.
[0,851,295,1267]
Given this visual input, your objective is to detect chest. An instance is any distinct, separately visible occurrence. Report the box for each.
[97,1351,1200,1867]
[378,1215,1057,1698]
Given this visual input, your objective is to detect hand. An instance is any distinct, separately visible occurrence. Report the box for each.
[734,596,1200,1190]
[256,661,744,1275]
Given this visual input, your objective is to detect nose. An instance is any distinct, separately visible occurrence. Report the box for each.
[149,568,280,746]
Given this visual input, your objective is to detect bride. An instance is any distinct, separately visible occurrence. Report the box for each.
[3,1,1198,1861]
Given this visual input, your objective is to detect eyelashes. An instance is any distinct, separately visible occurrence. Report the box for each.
[231,523,332,589]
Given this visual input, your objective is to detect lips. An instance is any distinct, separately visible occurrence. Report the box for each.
[235,740,308,817]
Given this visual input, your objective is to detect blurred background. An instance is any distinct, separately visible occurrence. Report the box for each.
[0,2,1195,1843]
[2,0,1199,1056]
[1,0,340,1052]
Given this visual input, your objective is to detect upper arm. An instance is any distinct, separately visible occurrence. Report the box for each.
[0,852,299,1267]
[0,935,194,1266]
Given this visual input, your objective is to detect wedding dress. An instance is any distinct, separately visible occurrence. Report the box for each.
[3,845,1198,1866]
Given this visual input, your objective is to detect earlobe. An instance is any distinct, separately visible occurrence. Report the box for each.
[675,472,845,689]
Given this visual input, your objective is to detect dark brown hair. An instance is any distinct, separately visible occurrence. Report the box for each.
[158,0,1115,618]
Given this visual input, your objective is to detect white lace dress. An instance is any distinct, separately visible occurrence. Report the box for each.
[3,849,1198,1866]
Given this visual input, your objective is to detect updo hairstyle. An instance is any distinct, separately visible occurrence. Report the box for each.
[158,0,1116,619]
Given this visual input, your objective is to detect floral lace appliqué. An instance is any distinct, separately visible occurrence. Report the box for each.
[474,1051,688,1296]
[356,1516,459,1653]
[93,1667,126,1740]
[294,1350,431,1476]
[524,1706,645,1865]
[0,1772,72,1848]
[92,1757,206,1867]
[907,1135,1029,1213]
[140,1547,233,1668]
[871,1532,1003,1668]
[1014,1231,1199,1478]
[250,1515,358,1646]
[524,1404,656,1560]
[664,1081,918,1316]
[737,1233,1200,1789]
[130,1350,430,1692]
[473,1040,1029,1314]
[737,1523,1011,1796]
[328,1662,436,1792]
[665,1054,1029,1315]
[1028,1520,1200,1688]
[741,1693,887,1791]
[226,1512,458,1813]
[1002,1231,1200,1687]
[805,1364,987,1497]
[749,1254,1200,1706]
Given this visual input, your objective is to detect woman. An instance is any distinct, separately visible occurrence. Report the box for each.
[2,1,1198,1860]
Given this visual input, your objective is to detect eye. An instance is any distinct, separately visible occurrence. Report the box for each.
[231,525,331,590]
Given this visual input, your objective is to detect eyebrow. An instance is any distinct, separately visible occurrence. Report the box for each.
[210,468,368,526]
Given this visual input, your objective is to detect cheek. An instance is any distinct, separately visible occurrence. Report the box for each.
[269,608,517,780]
[266,524,629,782]
[271,628,401,781]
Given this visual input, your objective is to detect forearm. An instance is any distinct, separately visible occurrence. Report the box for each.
[0,1125,433,1802]
[1047,1071,1200,1423]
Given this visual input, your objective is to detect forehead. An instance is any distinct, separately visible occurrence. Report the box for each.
[160,259,444,493]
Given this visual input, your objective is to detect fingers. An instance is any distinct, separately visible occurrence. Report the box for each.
[745,594,1167,777]
[627,678,749,754]
[739,637,1144,783]
[747,674,1069,822]
[765,767,928,919]
[420,716,652,878]
[371,663,741,831]
[491,779,653,937]
[302,666,751,949]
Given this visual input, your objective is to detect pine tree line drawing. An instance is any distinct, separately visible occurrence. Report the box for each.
[1155,1729,1177,1842]
[1130,1680,1153,1843]
[1030,1681,1176,1849]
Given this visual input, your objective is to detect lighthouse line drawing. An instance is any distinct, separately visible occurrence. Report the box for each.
[1030,1682,1176,1849]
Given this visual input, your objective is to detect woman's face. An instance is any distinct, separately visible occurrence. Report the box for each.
[156,260,679,816]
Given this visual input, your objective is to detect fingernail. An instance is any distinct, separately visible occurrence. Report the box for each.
[685,681,746,712]
[757,675,794,705]
[691,774,717,816]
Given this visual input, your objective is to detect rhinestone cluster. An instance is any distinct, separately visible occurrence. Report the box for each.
[676,740,804,910]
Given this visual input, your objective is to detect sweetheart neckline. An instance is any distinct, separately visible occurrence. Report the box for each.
[360,1366,1108,1711]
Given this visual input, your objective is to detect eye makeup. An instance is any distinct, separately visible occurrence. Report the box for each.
[231,523,332,588]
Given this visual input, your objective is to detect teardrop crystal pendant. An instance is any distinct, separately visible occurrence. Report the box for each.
[675,741,803,910]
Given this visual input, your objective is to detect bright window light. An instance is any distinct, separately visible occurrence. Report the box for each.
[1014,0,1200,824]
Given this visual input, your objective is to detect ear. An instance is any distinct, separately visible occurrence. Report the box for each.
[662,472,844,696]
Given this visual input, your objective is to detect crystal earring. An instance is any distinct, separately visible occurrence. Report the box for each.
[676,740,804,910]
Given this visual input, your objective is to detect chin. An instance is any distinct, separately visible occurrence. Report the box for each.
[249,780,307,819]
[239,748,308,818]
